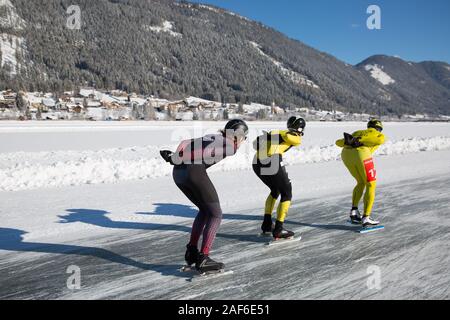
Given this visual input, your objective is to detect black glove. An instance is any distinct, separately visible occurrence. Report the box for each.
[289,129,304,137]
[344,133,363,148]
[160,150,174,165]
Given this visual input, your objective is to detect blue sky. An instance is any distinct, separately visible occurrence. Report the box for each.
[190,0,450,65]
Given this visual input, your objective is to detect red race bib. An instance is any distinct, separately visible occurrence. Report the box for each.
[363,158,377,182]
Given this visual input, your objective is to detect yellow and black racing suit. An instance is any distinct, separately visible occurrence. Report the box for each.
[252,130,302,223]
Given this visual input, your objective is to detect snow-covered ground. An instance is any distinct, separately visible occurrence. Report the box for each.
[250,42,320,89]
[364,64,396,86]
[145,20,182,38]
[0,33,25,76]
[0,121,449,299]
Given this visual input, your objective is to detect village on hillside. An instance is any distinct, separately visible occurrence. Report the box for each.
[0,88,448,122]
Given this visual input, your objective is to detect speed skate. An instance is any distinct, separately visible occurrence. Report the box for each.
[347,220,385,234]
[265,235,302,247]
[180,265,234,281]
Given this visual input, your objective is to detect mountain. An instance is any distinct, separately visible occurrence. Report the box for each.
[356,55,450,115]
[0,0,449,115]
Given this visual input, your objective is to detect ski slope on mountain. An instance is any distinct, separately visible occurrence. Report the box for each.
[0,121,449,299]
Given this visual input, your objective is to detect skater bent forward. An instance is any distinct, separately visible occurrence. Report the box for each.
[336,119,386,228]
[160,120,249,274]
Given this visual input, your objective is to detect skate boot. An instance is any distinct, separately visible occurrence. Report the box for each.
[261,215,274,235]
[196,254,225,274]
[350,208,362,224]
[272,220,295,240]
[362,216,380,228]
[185,244,200,266]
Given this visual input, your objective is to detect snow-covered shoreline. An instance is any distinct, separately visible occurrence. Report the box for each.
[1,135,449,192]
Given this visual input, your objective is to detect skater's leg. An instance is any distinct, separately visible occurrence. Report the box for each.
[363,181,377,216]
[356,156,377,217]
[177,186,208,248]
[276,200,291,223]
[253,163,280,216]
[173,166,208,247]
[178,184,209,247]
[352,172,365,208]
[187,168,223,256]
[272,167,295,239]
[189,210,207,247]
[276,167,293,223]
[173,167,203,209]
[193,185,225,273]
[342,149,365,209]
[200,202,222,255]
[253,162,279,232]
[265,194,278,216]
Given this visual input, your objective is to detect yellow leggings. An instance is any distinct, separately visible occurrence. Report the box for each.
[265,195,291,222]
[341,148,377,217]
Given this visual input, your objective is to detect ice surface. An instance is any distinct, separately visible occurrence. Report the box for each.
[0,122,449,299]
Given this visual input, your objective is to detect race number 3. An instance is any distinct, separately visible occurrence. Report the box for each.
[364,158,377,182]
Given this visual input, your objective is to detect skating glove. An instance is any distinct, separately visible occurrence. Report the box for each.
[344,133,363,148]
[160,150,175,165]
[289,128,304,136]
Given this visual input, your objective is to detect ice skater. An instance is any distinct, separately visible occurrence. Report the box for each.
[160,120,249,274]
[336,119,386,228]
[252,117,305,240]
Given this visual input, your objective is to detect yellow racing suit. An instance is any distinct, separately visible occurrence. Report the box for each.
[336,128,386,217]
[253,130,302,223]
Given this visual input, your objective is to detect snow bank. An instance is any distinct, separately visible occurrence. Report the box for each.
[1,136,450,192]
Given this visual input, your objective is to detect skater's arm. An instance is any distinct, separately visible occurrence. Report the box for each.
[336,139,345,148]
[160,150,175,165]
[280,130,302,147]
[358,131,386,147]
[201,135,237,164]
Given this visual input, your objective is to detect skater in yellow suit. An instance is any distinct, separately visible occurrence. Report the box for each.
[336,119,386,227]
[253,117,305,240]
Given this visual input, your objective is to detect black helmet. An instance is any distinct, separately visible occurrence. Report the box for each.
[224,119,249,138]
[368,119,383,132]
[287,116,306,131]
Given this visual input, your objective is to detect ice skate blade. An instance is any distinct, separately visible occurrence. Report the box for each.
[196,269,234,278]
[347,219,362,225]
[259,232,273,237]
[359,226,385,234]
[180,266,234,281]
[265,236,301,247]
[190,270,234,282]
[180,265,195,273]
